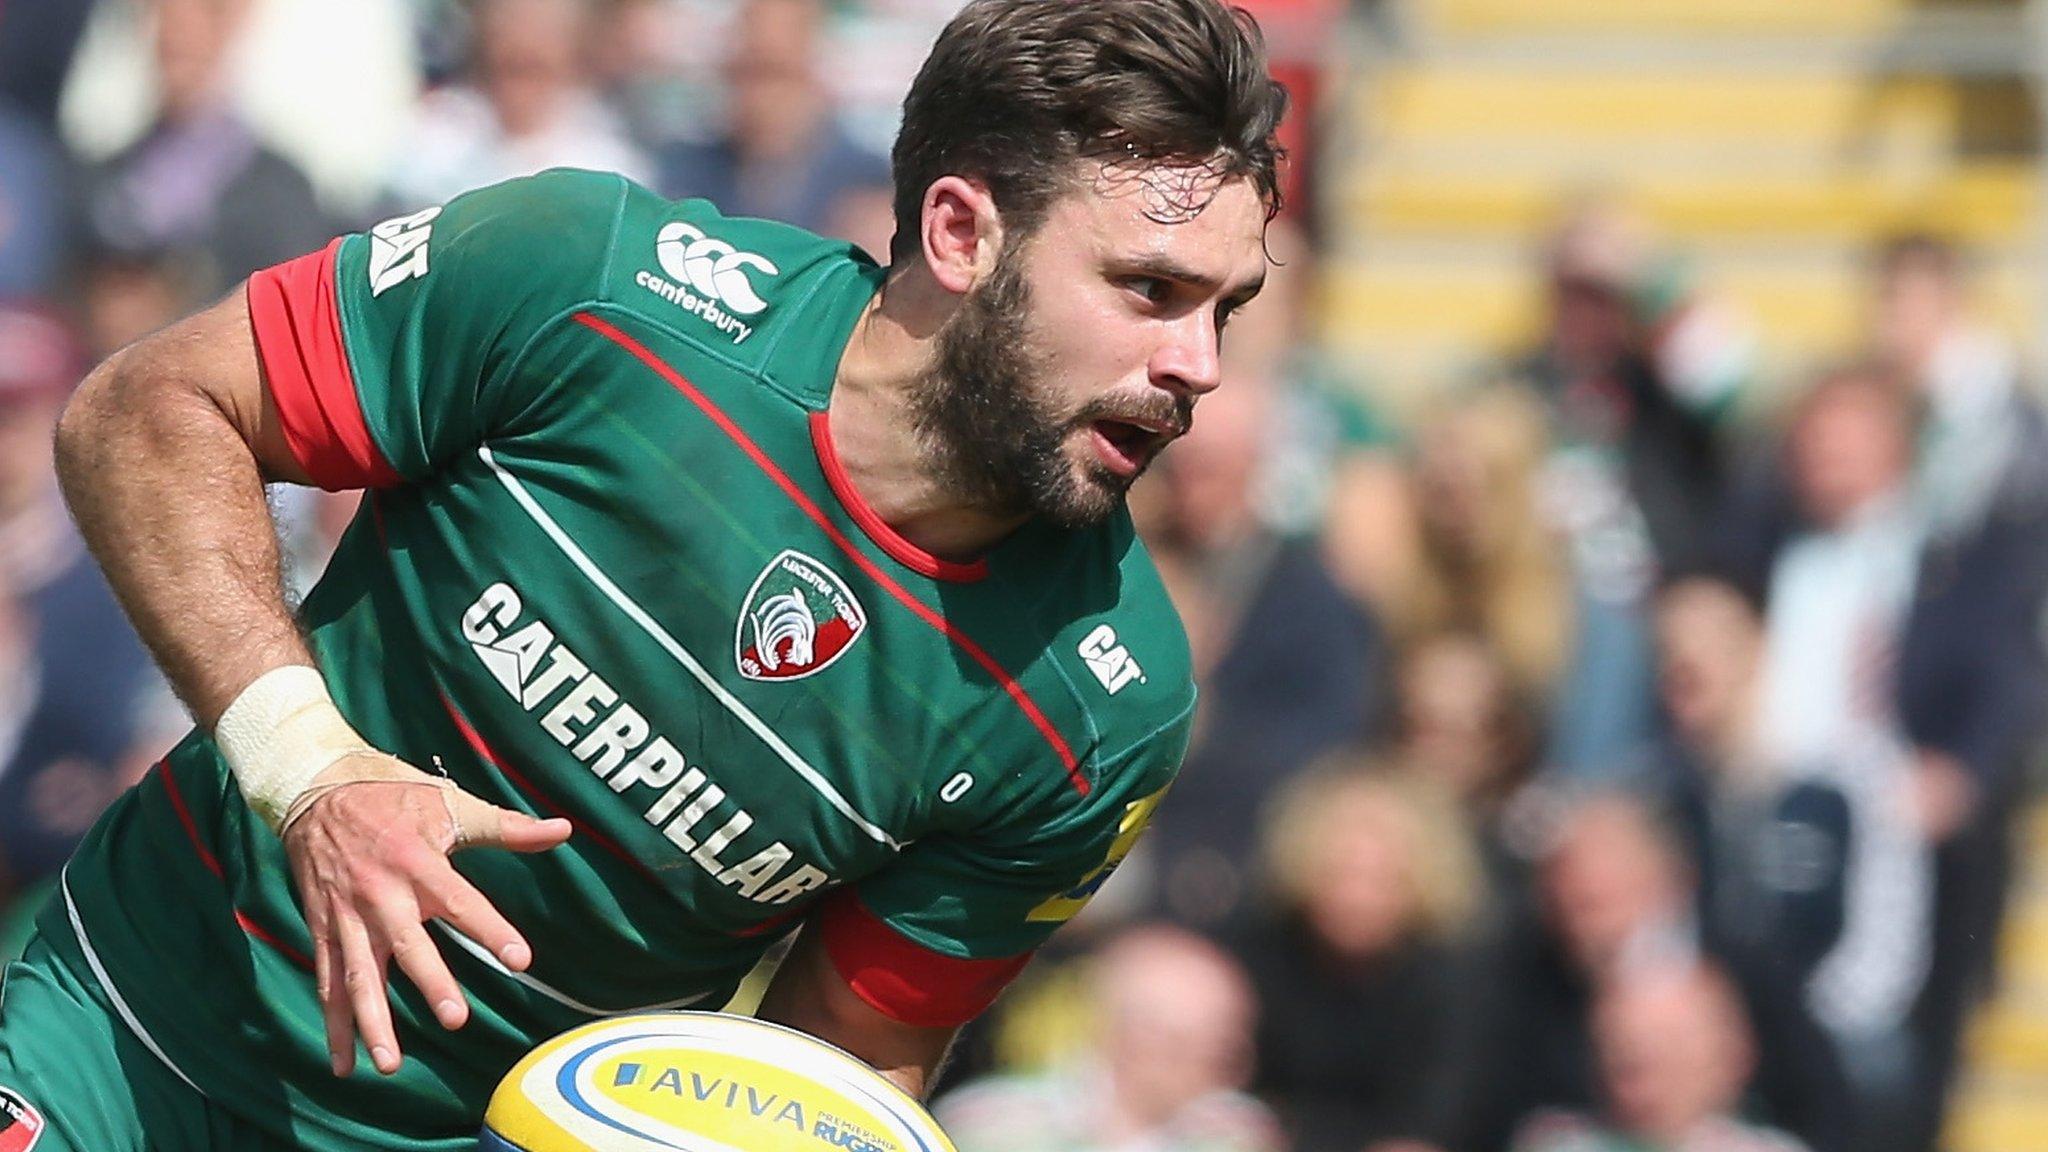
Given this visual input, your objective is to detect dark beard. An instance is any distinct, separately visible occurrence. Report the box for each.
[908,252,1130,530]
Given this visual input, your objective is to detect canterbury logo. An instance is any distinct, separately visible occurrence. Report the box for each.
[655,222,777,316]
[749,591,816,673]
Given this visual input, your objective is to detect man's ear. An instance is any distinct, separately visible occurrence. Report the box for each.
[919,176,1004,295]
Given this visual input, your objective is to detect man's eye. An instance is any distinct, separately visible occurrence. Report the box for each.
[1126,277,1172,305]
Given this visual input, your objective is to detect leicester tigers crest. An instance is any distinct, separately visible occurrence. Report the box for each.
[736,550,868,682]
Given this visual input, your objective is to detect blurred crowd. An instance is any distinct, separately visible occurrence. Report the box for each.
[1,3,2044,1152]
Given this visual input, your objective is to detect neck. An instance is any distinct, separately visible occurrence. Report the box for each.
[829,274,1028,562]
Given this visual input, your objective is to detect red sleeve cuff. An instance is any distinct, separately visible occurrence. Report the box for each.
[815,891,1033,1029]
[246,240,403,490]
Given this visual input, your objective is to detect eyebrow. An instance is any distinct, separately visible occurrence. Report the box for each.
[1124,255,1266,303]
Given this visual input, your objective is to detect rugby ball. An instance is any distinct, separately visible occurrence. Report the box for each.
[479,1012,957,1152]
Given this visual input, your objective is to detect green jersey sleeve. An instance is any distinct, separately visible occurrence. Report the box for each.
[246,169,628,488]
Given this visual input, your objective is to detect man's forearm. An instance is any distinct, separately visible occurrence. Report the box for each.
[54,325,311,728]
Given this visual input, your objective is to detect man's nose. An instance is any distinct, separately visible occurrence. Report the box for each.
[1152,312,1223,398]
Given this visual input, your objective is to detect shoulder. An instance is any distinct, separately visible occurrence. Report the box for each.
[931,1071,1081,1151]
[598,186,884,396]
[1166,1089,1286,1152]
[1031,512,1196,768]
[368,168,633,288]
[1509,1109,1611,1152]
[1698,1118,1813,1152]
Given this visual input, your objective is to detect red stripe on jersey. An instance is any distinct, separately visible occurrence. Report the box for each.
[233,910,313,971]
[156,759,223,879]
[570,311,1089,796]
[246,240,403,491]
[815,890,1032,1029]
[809,412,988,583]
[155,762,312,970]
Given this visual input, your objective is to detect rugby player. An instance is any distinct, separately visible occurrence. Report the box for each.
[0,1,1285,1148]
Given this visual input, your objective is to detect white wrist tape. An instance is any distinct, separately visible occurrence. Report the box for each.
[213,665,374,833]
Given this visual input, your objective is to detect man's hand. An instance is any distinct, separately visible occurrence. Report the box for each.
[280,753,572,1076]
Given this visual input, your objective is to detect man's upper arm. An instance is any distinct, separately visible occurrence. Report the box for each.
[109,287,320,488]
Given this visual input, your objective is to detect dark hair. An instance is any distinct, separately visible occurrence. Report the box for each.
[1654,563,1768,620]
[1875,230,1962,283]
[889,0,1288,261]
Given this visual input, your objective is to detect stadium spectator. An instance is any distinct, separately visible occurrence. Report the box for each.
[1515,198,1744,574]
[1134,370,1387,929]
[1653,572,1931,1150]
[1212,215,1406,571]
[1868,234,2048,568]
[82,0,333,296]
[1230,759,1487,1152]
[936,925,1283,1152]
[1471,792,1851,1152]
[1387,631,1541,922]
[0,99,72,296]
[1383,385,1573,717]
[75,233,206,363]
[654,0,893,256]
[0,0,95,129]
[382,0,651,209]
[1511,961,1812,1152]
[0,303,175,914]
[1500,199,1750,774]
[1862,245,2048,1124]
[1755,366,1923,774]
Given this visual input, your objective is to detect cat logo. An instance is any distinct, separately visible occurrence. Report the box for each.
[1078,624,1146,694]
[366,205,441,297]
[736,551,867,682]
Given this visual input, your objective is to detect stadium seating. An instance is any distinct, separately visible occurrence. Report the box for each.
[1316,0,2041,410]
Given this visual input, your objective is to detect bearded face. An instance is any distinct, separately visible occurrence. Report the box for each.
[910,242,1190,530]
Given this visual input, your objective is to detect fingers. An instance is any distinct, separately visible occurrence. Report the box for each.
[418,860,535,973]
[310,902,355,1077]
[337,909,401,1075]
[448,792,573,855]
[284,778,561,1082]
[387,919,469,1031]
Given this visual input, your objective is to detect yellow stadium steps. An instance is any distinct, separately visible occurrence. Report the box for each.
[1314,254,2038,403]
[1339,164,2039,246]
[1357,67,1941,152]
[1946,1080,2048,1152]
[1417,0,1911,39]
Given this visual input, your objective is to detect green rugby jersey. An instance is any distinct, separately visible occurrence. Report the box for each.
[48,169,1194,1150]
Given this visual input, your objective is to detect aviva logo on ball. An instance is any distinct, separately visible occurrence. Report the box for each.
[481,1013,956,1152]
[736,551,867,682]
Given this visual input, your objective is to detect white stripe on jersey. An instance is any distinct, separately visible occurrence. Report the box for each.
[429,921,711,1016]
[476,445,902,850]
[59,866,204,1092]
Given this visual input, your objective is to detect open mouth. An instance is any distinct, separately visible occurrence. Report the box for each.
[1088,417,1176,477]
